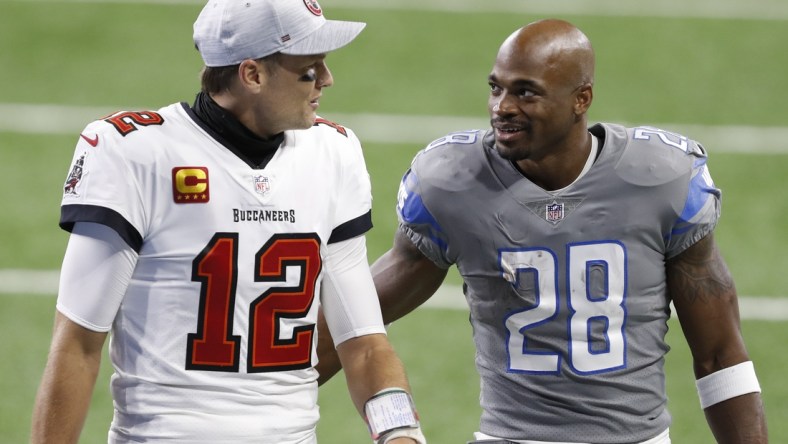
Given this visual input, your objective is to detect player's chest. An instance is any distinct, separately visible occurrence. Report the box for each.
[137,149,337,241]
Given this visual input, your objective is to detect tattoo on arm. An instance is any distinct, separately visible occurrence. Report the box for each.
[667,235,736,307]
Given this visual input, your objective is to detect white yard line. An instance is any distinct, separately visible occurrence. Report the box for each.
[0,269,61,296]
[331,0,788,21]
[2,103,787,154]
[6,0,788,21]
[2,269,786,321]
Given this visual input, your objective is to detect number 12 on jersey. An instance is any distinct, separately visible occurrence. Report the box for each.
[186,232,321,373]
[500,241,627,375]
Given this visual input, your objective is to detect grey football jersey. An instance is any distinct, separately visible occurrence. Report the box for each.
[396,123,720,443]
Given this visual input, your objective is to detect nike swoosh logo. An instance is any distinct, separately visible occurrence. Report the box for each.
[80,133,99,147]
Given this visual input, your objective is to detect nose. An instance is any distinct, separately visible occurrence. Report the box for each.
[317,63,333,88]
[492,92,516,115]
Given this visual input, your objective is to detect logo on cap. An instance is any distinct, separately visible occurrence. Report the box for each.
[303,0,322,16]
[173,167,210,203]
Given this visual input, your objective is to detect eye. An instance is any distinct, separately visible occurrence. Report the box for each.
[489,83,502,95]
[517,88,536,98]
[299,69,317,82]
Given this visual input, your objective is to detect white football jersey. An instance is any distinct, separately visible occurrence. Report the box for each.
[59,103,383,443]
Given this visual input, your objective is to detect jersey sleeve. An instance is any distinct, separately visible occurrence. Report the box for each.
[320,235,386,346]
[60,119,146,252]
[664,141,721,258]
[57,222,138,331]
[327,126,373,244]
[395,149,454,270]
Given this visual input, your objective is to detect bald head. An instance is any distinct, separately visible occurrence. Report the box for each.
[499,19,595,89]
[487,19,596,185]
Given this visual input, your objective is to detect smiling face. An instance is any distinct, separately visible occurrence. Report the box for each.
[488,20,594,166]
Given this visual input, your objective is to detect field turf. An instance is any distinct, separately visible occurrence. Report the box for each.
[1,0,786,442]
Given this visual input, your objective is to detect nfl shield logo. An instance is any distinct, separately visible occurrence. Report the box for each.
[546,202,564,223]
[254,175,271,196]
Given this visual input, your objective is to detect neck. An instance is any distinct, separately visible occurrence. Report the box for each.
[191,92,284,168]
[515,129,593,191]
[211,92,279,140]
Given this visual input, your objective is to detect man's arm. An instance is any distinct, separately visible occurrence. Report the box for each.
[31,311,107,444]
[667,233,768,443]
[32,222,134,444]
[316,230,448,385]
[336,333,421,444]
[372,230,450,324]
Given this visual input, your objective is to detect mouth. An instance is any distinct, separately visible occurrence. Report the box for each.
[494,126,524,134]
[492,121,528,141]
[492,118,528,131]
[309,96,321,109]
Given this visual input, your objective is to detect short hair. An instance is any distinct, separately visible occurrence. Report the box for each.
[200,64,239,94]
[199,53,281,94]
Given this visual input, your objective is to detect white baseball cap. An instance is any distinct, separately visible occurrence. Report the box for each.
[193,0,366,67]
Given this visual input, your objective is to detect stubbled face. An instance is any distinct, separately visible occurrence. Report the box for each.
[256,53,333,135]
[488,36,584,163]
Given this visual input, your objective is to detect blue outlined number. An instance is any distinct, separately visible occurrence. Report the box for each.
[425,130,479,151]
[633,127,689,152]
[501,241,627,375]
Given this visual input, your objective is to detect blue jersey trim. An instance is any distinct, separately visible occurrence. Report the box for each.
[398,170,447,250]
[672,158,720,236]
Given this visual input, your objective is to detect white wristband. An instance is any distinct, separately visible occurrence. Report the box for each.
[696,361,761,409]
[381,426,426,444]
[364,388,420,442]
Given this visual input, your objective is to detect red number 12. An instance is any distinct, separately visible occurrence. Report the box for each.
[186,233,321,373]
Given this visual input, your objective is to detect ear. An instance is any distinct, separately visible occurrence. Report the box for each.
[574,83,593,116]
[237,59,266,93]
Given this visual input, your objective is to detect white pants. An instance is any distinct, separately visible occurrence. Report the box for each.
[473,427,670,444]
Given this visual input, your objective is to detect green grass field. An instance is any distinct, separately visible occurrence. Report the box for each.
[1,0,786,442]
